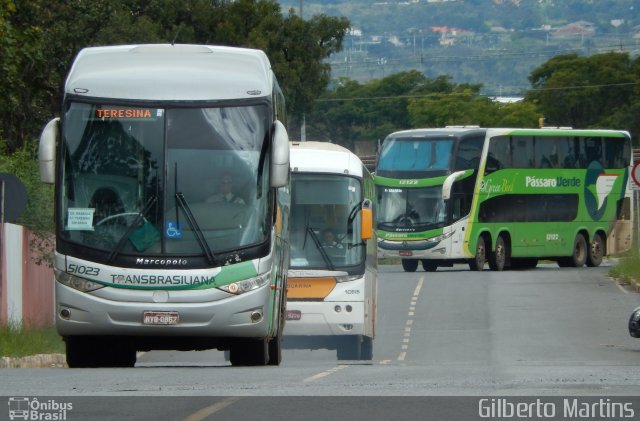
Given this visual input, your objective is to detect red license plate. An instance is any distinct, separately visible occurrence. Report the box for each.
[399,250,413,257]
[286,310,302,321]
[143,311,179,325]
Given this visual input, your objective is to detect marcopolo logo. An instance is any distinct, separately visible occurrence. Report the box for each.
[525,176,581,188]
[8,397,73,420]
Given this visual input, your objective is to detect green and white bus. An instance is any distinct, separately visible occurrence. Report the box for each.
[286,141,377,360]
[38,44,291,367]
[375,127,633,272]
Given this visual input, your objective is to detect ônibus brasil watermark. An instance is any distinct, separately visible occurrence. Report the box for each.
[8,397,72,421]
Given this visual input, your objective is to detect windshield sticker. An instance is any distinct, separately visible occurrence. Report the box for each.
[165,221,183,239]
[66,208,95,231]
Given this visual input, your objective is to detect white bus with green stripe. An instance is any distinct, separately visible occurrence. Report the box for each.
[38,44,291,367]
[375,127,633,272]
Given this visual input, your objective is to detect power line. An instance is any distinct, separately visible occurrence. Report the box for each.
[314,81,640,103]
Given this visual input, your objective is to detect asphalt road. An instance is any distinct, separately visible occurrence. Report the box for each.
[2,263,640,420]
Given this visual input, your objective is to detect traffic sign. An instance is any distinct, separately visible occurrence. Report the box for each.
[0,172,27,222]
[632,161,640,188]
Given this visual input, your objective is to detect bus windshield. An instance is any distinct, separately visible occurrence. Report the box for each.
[377,185,446,232]
[59,102,270,258]
[290,174,364,270]
[377,137,454,176]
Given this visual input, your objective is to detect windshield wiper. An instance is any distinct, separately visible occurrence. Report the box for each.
[306,227,335,271]
[172,162,216,265]
[175,192,216,265]
[107,195,158,263]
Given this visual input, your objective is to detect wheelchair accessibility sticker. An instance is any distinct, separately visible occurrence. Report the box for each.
[165,221,183,239]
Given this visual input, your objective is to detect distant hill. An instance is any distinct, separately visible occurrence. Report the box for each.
[276,0,640,95]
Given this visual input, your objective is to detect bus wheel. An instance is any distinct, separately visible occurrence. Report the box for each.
[65,336,136,368]
[268,334,282,366]
[488,236,507,271]
[229,338,269,366]
[586,233,605,267]
[421,260,438,272]
[65,336,93,368]
[360,336,373,360]
[558,233,587,268]
[401,259,418,272]
[469,236,486,271]
[337,335,362,360]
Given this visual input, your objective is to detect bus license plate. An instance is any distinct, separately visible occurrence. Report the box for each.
[286,310,302,321]
[399,250,413,257]
[143,311,179,325]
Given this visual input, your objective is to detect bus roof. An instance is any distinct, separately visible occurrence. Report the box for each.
[65,44,274,101]
[487,128,630,138]
[385,127,487,139]
[290,141,364,178]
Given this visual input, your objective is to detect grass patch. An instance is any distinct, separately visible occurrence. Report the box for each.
[609,250,640,288]
[0,324,64,358]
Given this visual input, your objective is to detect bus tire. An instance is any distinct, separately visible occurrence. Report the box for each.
[488,235,507,271]
[268,334,283,366]
[558,233,587,268]
[229,338,269,366]
[337,335,362,360]
[401,259,418,272]
[421,260,438,272]
[360,336,373,360]
[586,232,605,267]
[65,336,93,368]
[66,336,136,368]
[469,236,486,271]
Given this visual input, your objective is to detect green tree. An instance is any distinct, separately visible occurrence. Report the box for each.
[0,0,349,152]
[307,71,434,149]
[0,141,54,264]
[526,52,636,131]
[407,84,497,128]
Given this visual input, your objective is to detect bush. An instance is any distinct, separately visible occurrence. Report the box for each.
[0,140,55,266]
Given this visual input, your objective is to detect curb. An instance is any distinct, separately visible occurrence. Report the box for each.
[0,354,67,368]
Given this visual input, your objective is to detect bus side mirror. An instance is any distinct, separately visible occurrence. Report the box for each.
[361,199,373,241]
[442,170,467,200]
[271,120,289,188]
[39,118,59,184]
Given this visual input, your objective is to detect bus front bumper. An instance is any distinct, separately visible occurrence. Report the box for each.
[54,281,274,339]
[284,301,365,336]
[377,238,444,259]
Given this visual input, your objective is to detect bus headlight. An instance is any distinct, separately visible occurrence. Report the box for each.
[219,271,271,295]
[54,269,104,292]
[335,275,362,283]
[426,230,455,244]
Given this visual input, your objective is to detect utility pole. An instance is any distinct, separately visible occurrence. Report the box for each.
[300,0,306,141]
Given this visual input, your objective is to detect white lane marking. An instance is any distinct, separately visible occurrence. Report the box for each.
[183,397,242,421]
[398,276,424,361]
[303,365,348,383]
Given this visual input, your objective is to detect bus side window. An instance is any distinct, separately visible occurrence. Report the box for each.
[486,136,510,174]
[512,136,533,168]
[582,137,603,166]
